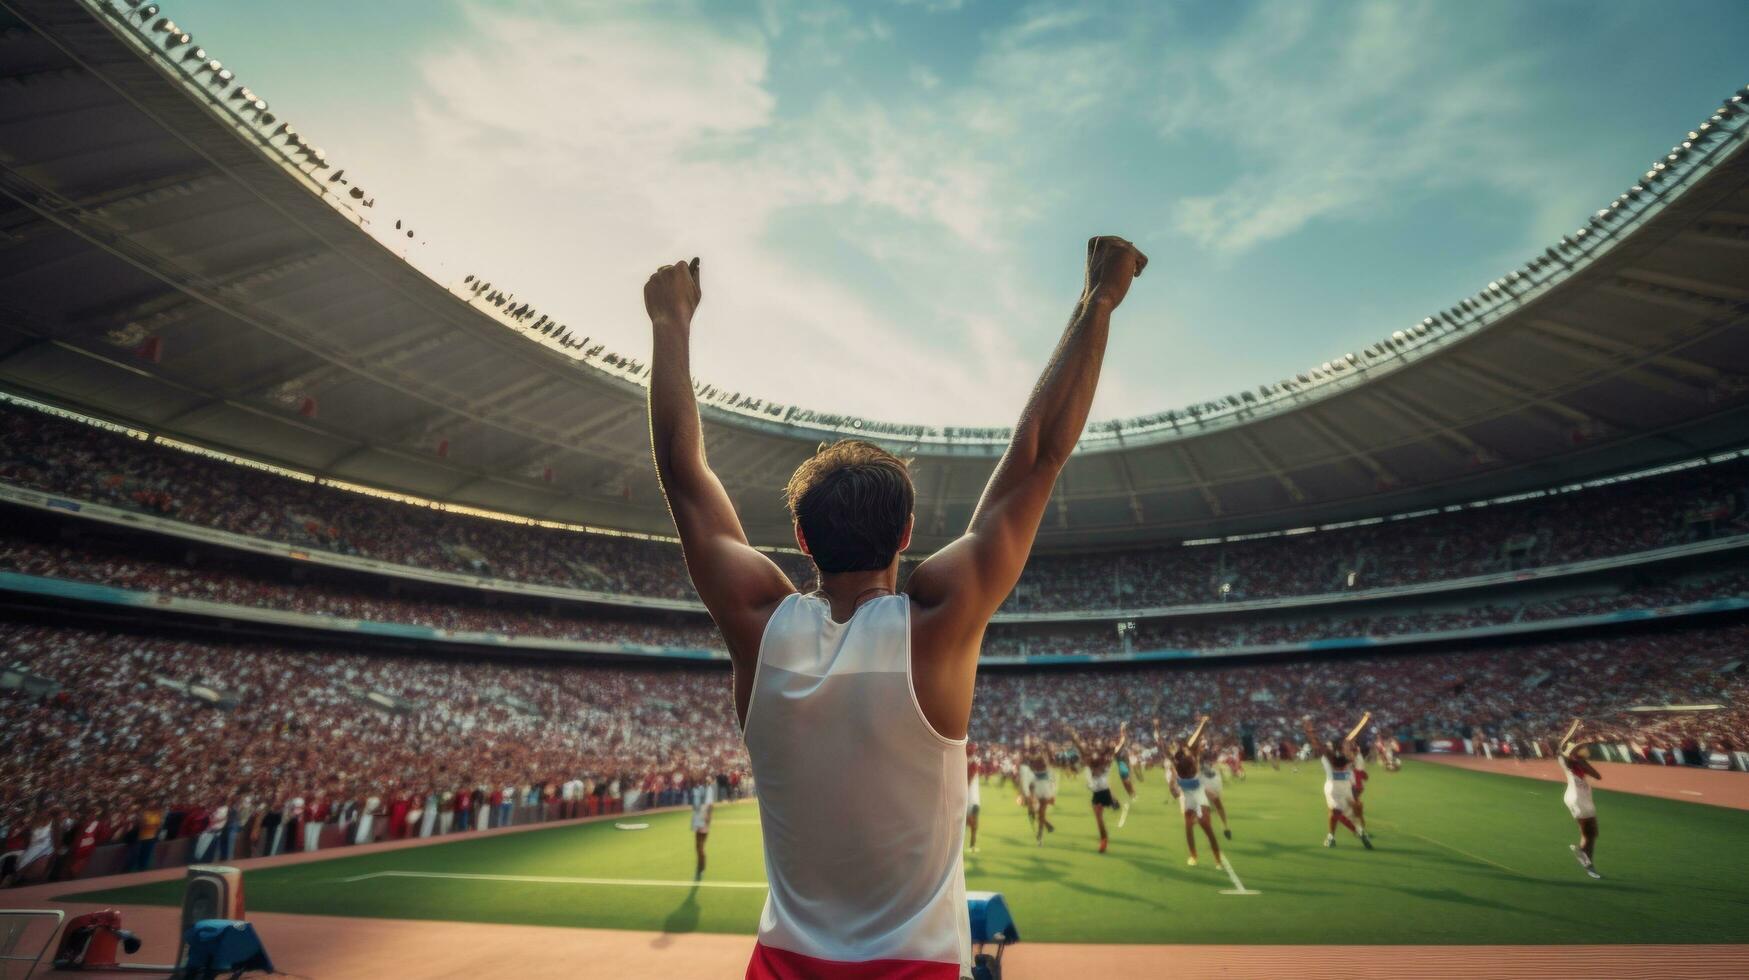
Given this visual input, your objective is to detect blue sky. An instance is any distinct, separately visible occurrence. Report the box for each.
[167,0,1749,426]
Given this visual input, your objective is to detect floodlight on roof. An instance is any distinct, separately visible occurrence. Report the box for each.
[216,69,233,82]
[165,31,190,49]
[180,46,205,63]
[151,16,168,30]
[133,4,158,21]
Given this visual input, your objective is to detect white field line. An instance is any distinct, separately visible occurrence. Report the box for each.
[337,870,768,889]
[1382,826,1538,880]
[1218,855,1261,896]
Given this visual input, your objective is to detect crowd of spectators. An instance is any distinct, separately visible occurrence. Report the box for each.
[3,401,1746,612]
[985,570,1749,657]
[0,624,748,886]
[971,625,1749,776]
[4,533,1744,659]
[0,537,723,650]
[5,620,1744,886]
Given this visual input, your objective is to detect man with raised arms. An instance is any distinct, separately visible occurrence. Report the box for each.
[1197,729,1233,841]
[1303,715,1374,849]
[1156,716,1224,869]
[1114,741,1140,827]
[1021,733,1059,844]
[1556,720,1605,879]
[688,764,715,880]
[1065,722,1127,853]
[645,237,1147,978]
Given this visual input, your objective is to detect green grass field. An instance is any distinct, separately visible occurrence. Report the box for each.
[66,761,1749,945]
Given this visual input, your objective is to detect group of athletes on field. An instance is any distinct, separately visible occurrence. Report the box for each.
[961,712,1610,880]
[684,714,1609,882]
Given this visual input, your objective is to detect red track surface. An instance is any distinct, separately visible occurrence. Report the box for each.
[1415,754,1749,810]
[5,781,1747,977]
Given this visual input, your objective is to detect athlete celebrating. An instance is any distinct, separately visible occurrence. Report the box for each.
[1157,717,1224,869]
[1066,723,1127,853]
[1114,743,1139,827]
[1557,721,1604,879]
[1022,734,1058,845]
[1198,736,1234,841]
[1222,744,1246,782]
[1303,716,1373,849]
[688,766,715,879]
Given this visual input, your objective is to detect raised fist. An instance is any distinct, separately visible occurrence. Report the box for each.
[1083,236,1148,311]
[644,257,702,328]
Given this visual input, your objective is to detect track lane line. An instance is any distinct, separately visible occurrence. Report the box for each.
[336,870,768,889]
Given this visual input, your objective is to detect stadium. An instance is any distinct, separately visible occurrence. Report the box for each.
[1,0,1747,977]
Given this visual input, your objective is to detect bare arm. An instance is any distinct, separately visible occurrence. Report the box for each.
[1065,728,1090,767]
[1114,722,1129,756]
[908,237,1148,737]
[1186,716,1209,752]
[645,258,794,720]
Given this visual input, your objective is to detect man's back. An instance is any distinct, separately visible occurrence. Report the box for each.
[744,593,969,976]
[642,238,1146,980]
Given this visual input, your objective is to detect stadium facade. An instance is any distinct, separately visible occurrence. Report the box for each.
[0,0,1745,675]
[0,0,1746,552]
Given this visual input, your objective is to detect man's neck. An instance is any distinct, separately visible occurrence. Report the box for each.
[817,566,899,621]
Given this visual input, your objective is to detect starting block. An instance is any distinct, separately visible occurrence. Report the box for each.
[967,891,1019,980]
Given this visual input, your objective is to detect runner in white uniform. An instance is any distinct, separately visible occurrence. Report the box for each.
[1066,723,1127,853]
[688,770,715,880]
[1021,735,1058,845]
[1157,717,1224,869]
[1558,724,1604,879]
[1305,717,1373,849]
[744,594,971,975]
[1199,754,1232,840]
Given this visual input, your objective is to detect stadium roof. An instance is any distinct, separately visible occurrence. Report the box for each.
[2,0,1748,550]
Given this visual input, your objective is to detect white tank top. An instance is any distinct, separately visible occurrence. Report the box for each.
[1562,758,1592,804]
[744,592,971,975]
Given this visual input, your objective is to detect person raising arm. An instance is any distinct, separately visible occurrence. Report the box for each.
[645,237,1147,978]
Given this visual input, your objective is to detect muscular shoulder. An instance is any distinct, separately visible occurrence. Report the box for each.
[906,596,979,741]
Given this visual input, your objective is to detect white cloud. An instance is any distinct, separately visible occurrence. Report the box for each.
[1165,1,1560,254]
[390,0,1063,424]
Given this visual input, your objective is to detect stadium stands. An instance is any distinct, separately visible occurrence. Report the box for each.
[2,530,1745,658]
[4,619,1744,884]
[3,399,1746,612]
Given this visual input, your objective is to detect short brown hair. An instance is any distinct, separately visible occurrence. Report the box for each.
[784,440,914,573]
